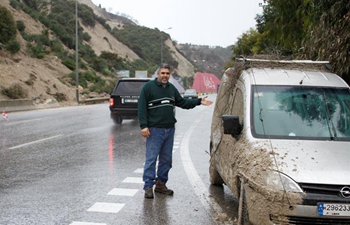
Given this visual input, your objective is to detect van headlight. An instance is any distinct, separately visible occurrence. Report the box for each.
[265,171,303,193]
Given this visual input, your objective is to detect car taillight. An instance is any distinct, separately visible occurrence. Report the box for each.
[109,98,114,106]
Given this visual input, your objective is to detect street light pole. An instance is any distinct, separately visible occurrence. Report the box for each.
[160,27,172,64]
[75,0,79,104]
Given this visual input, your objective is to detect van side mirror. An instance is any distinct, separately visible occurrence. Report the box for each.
[222,115,242,137]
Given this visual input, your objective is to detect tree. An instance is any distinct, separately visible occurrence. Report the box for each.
[258,0,304,55]
[301,0,350,80]
[232,29,260,56]
[228,0,349,83]
[0,6,17,44]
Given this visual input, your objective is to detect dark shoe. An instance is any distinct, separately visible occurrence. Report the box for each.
[144,187,154,199]
[155,181,174,195]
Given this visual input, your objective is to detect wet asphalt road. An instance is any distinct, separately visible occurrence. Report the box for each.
[0,94,238,225]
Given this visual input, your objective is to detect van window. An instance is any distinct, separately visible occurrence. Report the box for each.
[251,85,350,140]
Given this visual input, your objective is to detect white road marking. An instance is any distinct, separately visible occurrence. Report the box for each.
[108,188,138,196]
[70,222,107,225]
[180,116,224,219]
[134,168,143,173]
[8,134,63,150]
[5,118,42,125]
[87,202,125,213]
[122,177,143,184]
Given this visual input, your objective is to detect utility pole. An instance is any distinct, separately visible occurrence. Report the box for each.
[75,0,79,104]
[160,27,172,64]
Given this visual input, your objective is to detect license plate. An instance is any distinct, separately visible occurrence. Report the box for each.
[318,203,350,216]
[122,99,138,103]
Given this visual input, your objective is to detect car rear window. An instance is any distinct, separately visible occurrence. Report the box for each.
[113,80,149,95]
[185,89,197,94]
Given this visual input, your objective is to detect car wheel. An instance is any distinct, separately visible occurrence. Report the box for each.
[209,142,224,185]
[113,116,123,125]
[237,179,250,225]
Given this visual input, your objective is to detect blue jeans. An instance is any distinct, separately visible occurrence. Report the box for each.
[143,127,175,190]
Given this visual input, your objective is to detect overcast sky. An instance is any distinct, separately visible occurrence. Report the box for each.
[90,0,264,47]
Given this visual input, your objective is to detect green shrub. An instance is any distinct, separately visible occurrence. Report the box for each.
[81,90,89,95]
[83,70,97,82]
[6,40,20,54]
[62,58,75,70]
[96,16,106,26]
[9,0,21,9]
[0,6,17,44]
[79,4,96,27]
[16,20,25,32]
[50,39,63,53]
[82,32,91,42]
[91,57,108,74]
[23,0,38,10]
[89,79,109,93]
[94,80,116,94]
[26,43,45,59]
[68,72,87,88]
[1,84,27,99]
[52,92,67,102]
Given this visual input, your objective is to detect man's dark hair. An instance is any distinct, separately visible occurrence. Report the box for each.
[159,63,171,71]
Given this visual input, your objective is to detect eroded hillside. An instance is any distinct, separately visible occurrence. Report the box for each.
[0,0,196,105]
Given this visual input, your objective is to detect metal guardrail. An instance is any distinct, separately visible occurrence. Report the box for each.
[79,97,109,104]
[0,99,60,112]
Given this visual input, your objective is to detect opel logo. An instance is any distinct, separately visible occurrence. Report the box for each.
[340,186,350,198]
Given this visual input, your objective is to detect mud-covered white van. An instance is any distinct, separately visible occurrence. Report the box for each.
[210,58,350,225]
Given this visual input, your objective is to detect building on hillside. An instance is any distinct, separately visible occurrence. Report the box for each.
[191,72,220,93]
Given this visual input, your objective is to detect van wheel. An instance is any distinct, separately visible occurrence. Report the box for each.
[209,156,224,185]
[238,179,250,225]
[113,116,123,125]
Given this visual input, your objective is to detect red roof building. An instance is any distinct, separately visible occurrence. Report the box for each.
[191,72,221,93]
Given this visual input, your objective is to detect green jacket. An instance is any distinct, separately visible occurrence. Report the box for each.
[138,78,201,129]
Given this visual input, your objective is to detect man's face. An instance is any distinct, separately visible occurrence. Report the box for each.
[157,68,170,84]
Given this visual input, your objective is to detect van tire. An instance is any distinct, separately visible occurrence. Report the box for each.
[209,156,224,185]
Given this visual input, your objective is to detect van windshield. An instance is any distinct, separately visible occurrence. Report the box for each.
[252,85,350,140]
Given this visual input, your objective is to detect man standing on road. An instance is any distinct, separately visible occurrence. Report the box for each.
[138,63,213,199]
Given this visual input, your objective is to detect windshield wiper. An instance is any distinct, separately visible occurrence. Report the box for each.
[323,93,337,139]
[259,108,264,122]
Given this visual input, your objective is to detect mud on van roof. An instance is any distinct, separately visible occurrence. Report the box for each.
[235,57,332,72]
[223,57,346,88]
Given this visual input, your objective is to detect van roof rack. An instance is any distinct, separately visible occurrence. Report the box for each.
[236,58,329,64]
[235,57,332,71]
